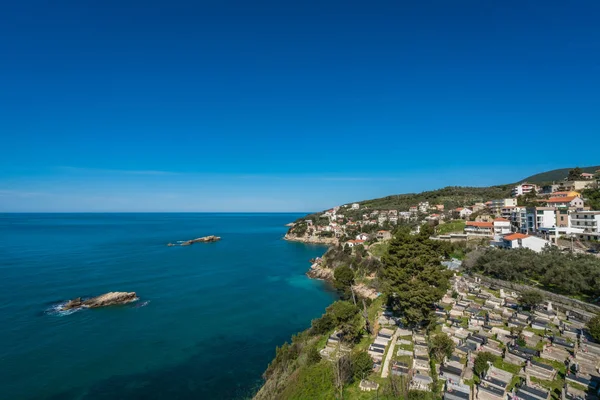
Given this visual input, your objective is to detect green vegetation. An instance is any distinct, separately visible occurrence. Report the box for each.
[464,247,600,301]
[358,186,511,211]
[519,165,600,184]
[436,219,465,234]
[473,352,497,378]
[518,290,544,310]
[381,228,452,326]
[429,333,455,362]
[588,314,600,342]
[333,265,355,295]
[583,187,600,210]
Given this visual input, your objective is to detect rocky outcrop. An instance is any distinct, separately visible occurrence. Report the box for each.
[306,262,334,280]
[284,233,338,245]
[62,292,138,310]
[168,236,221,246]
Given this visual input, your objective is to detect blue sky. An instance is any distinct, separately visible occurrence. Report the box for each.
[1,1,599,212]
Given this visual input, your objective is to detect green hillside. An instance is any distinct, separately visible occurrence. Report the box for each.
[357,185,511,210]
[520,166,600,184]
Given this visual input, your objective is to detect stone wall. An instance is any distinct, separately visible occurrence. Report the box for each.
[471,274,600,316]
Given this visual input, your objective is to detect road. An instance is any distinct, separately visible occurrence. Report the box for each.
[380,328,398,378]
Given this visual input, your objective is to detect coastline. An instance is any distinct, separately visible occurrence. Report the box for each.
[283,233,338,246]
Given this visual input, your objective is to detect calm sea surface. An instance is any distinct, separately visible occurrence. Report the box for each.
[0,213,335,400]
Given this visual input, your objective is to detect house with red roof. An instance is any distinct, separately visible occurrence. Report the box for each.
[500,233,551,253]
[545,196,584,209]
[464,221,493,237]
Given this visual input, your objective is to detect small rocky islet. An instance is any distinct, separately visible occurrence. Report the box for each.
[60,292,138,311]
[167,235,221,246]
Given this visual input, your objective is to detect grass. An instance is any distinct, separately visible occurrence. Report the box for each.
[437,220,466,235]
[369,242,390,259]
[530,376,563,400]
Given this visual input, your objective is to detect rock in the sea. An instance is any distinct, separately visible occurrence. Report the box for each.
[168,235,221,246]
[62,292,138,310]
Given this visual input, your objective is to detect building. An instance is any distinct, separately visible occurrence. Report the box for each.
[581,172,595,180]
[545,196,584,209]
[551,191,581,198]
[570,210,600,241]
[500,233,551,252]
[489,198,517,215]
[345,239,365,248]
[458,208,473,219]
[531,207,557,231]
[464,221,493,237]
[351,203,360,210]
[376,230,392,241]
[512,183,538,197]
[356,233,369,241]
[493,218,511,235]
[561,180,595,192]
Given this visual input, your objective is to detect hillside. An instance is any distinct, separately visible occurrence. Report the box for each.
[357,185,512,210]
[519,165,600,184]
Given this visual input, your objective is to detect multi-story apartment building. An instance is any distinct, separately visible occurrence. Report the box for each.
[489,198,517,215]
[464,221,493,237]
[511,183,538,197]
[571,211,600,241]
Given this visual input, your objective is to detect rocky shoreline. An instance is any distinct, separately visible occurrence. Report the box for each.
[283,233,338,245]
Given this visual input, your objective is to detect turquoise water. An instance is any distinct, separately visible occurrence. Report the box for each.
[0,213,335,400]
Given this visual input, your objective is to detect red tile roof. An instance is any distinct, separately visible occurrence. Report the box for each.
[503,233,529,241]
[547,196,577,203]
[465,221,493,228]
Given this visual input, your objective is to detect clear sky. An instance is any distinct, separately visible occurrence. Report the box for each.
[1,1,599,212]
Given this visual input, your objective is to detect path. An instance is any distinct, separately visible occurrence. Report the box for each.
[380,328,398,378]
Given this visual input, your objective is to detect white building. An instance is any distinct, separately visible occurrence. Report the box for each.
[493,218,511,235]
[501,233,551,253]
[459,208,473,219]
[351,203,360,210]
[571,210,600,241]
[490,198,517,215]
[511,183,538,197]
[356,233,369,241]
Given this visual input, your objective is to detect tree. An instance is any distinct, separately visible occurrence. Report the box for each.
[350,351,373,380]
[429,333,455,362]
[306,345,322,366]
[326,301,359,324]
[333,265,355,292]
[568,167,583,181]
[473,352,497,377]
[311,313,335,335]
[332,354,352,399]
[587,314,600,342]
[518,290,544,310]
[381,231,451,326]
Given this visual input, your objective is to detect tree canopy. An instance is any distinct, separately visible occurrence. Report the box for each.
[430,333,455,362]
[381,230,451,326]
[568,167,583,181]
[464,247,600,301]
[518,290,544,310]
[588,315,600,342]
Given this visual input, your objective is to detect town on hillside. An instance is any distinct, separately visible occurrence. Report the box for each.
[287,168,600,253]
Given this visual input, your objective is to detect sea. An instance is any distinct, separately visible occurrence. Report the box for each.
[0,213,336,400]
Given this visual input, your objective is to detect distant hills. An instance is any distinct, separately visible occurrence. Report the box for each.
[296,166,598,220]
[520,166,600,184]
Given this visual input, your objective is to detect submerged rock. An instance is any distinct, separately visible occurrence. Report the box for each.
[168,235,221,246]
[62,292,138,310]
